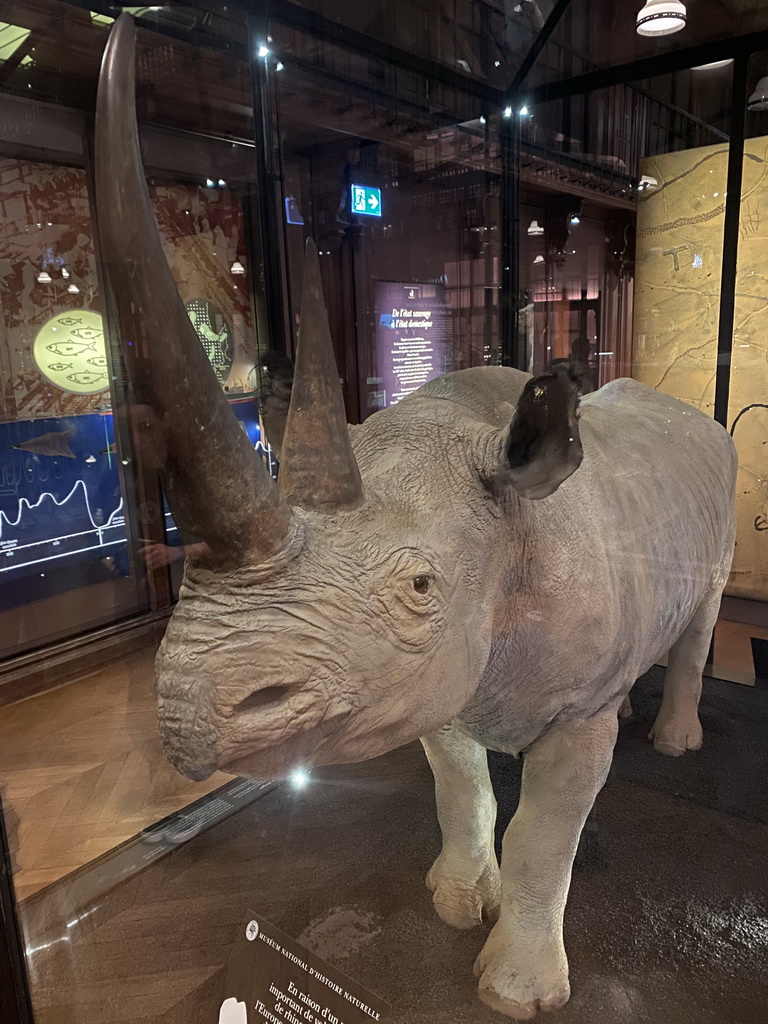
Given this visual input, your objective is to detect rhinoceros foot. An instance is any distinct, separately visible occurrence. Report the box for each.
[648,705,703,757]
[474,924,570,1019]
[426,852,501,930]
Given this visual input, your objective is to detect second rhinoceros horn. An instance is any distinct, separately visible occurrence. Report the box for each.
[95,15,361,566]
[278,238,363,511]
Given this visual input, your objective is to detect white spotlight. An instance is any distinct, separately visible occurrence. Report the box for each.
[290,769,309,789]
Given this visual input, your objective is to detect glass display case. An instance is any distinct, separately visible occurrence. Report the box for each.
[1,3,767,1024]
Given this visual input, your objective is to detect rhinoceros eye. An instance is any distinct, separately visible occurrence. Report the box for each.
[413,574,431,595]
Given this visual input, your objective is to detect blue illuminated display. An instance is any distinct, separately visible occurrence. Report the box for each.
[351,184,382,217]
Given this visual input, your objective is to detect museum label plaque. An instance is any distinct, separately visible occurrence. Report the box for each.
[220,913,389,1024]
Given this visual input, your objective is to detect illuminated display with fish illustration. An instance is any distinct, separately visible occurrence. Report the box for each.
[185,299,234,385]
[33,310,109,395]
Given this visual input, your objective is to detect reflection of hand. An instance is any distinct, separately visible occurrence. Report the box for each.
[218,997,248,1024]
[139,539,184,570]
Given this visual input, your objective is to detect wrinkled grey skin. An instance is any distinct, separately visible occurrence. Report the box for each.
[159,367,735,1018]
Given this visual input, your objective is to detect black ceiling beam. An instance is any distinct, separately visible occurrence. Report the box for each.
[507,0,573,97]
[527,28,768,105]
[268,0,504,105]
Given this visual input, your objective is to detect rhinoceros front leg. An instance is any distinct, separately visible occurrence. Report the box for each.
[475,708,618,1020]
[421,722,501,929]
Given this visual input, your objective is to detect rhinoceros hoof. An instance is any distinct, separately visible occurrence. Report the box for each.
[426,854,501,930]
[474,928,570,1019]
[648,708,703,757]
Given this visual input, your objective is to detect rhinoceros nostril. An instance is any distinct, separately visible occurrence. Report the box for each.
[234,685,293,714]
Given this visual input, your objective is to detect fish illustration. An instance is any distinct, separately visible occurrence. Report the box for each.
[87,356,108,367]
[66,370,107,386]
[47,362,73,372]
[69,326,103,342]
[55,317,83,327]
[100,441,117,455]
[8,429,76,458]
[46,340,97,356]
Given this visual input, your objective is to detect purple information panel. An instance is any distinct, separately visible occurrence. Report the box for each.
[373,281,449,408]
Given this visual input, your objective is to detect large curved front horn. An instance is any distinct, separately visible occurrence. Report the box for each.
[95,15,291,567]
[279,239,363,511]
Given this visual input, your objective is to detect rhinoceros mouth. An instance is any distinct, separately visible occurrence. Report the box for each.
[214,686,354,778]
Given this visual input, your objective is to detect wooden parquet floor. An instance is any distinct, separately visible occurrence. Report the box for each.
[0,647,229,901]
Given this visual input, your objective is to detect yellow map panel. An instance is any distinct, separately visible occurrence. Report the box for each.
[633,139,768,600]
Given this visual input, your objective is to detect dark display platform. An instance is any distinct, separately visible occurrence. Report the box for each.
[22,667,768,1024]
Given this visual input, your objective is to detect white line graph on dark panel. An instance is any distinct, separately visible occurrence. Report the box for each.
[0,479,125,572]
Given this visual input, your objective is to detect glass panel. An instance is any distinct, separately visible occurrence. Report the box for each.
[277,0,531,84]
[0,5,766,1024]
[0,147,149,657]
[528,0,768,84]
[520,68,728,396]
[727,53,768,604]
[273,16,502,424]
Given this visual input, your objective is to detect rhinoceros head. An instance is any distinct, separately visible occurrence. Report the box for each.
[95,17,583,781]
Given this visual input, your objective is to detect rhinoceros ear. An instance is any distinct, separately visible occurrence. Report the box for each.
[499,364,584,500]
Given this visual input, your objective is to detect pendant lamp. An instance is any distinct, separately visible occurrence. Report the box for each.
[748,77,768,112]
[636,0,686,36]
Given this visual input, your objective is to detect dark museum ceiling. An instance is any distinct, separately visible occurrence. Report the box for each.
[0,0,766,207]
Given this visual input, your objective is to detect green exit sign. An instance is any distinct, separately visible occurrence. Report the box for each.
[351,184,382,217]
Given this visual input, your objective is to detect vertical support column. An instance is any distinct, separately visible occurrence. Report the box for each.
[714,55,749,428]
[248,8,288,355]
[500,113,521,368]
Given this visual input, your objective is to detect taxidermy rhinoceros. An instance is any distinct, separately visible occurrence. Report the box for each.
[96,17,736,1020]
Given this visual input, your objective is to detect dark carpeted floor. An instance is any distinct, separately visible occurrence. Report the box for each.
[25,668,768,1024]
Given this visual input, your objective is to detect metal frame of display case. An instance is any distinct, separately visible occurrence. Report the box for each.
[0,798,34,1024]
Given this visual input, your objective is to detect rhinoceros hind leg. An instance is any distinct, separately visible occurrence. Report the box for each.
[649,569,731,756]
[421,722,499,930]
[651,519,735,756]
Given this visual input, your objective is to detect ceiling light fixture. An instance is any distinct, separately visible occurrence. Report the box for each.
[527,219,544,235]
[37,270,51,284]
[636,0,686,36]
[692,59,733,70]
[748,76,768,111]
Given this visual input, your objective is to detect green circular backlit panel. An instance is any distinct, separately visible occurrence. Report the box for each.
[33,309,109,395]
